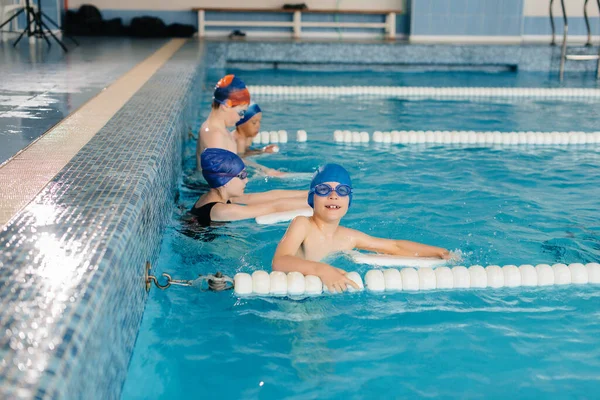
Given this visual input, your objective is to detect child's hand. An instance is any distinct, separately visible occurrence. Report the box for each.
[262,144,279,153]
[318,264,360,293]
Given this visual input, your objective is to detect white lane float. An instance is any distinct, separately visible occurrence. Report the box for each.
[249,85,600,100]
[255,209,313,225]
[333,130,600,146]
[233,263,600,296]
[252,130,306,145]
[349,252,448,268]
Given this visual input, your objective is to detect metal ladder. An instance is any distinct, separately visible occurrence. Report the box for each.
[549,0,600,81]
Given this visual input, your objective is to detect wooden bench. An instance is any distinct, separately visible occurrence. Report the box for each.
[192,7,402,39]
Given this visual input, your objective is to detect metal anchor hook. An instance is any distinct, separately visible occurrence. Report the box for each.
[145,262,232,292]
[147,273,173,290]
[146,262,191,291]
[197,271,234,291]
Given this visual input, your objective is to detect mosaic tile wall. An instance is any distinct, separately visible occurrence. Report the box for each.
[0,41,202,398]
[204,40,597,73]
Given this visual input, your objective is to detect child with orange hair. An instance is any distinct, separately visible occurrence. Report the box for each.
[196,74,251,170]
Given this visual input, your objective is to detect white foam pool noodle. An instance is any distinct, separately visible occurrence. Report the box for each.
[269,271,288,295]
[435,267,454,289]
[486,265,504,288]
[502,265,521,287]
[346,271,364,292]
[365,270,385,292]
[552,263,571,285]
[287,271,306,295]
[304,275,323,295]
[278,130,288,143]
[383,268,402,291]
[569,263,588,284]
[535,264,555,286]
[418,268,436,290]
[452,266,470,288]
[296,130,307,142]
[401,268,419,291]
[468,265,487,288]
[518,264,537,286]
[234,273,253,295]
[252,270,270,294]
[260,131,270,144]
[585,263,600,283]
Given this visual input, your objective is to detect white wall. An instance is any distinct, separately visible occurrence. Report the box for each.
[524,0,599,17]
[68,0,405,11]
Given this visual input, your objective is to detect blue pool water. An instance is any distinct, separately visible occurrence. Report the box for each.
[122,71,600,399]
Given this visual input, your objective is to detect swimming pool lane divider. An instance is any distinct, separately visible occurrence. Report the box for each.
[332,130,600,145]
[251,130,307,145]
[249,85,600,100]
[232,263,600,296]
[146,263,600,295]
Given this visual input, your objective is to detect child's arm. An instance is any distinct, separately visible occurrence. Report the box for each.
[242,158,287,177]
[272,218,359,292]
[242,144,279,157]
[231,189,307,205]
[348,228,450,258]
[211,198,310,222]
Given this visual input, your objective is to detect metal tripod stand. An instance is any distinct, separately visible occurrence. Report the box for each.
[0,0,78,51]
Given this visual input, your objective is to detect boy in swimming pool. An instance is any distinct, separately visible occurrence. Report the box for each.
[191,148,309,225]
[272,164,450,292]
[233,104,276,155]
[232,103,286,177]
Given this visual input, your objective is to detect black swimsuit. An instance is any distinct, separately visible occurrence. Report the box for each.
[190,200,231,226]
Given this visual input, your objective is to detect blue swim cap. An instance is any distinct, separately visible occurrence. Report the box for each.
[201,148,245,188]
[308,164,353,208]
[236,103,262,127]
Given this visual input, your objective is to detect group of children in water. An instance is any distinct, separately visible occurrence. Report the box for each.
[193,74,450,292]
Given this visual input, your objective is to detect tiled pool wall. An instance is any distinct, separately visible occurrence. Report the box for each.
[0,42,203,398]
[205,41,599,73]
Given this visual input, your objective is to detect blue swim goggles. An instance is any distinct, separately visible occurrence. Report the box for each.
[310,183,352,197]
[214,98,246,117]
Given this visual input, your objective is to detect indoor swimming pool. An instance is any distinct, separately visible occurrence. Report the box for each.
[121,69,600,399]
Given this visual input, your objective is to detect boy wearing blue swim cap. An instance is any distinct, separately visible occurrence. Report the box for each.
[192,149,310,225]
[233,103,285,177]
[272,164,450,293]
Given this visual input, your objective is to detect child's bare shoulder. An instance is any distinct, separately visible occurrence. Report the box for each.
[289,215,312,230]
[283,216,312,243]
[337,225,362,237]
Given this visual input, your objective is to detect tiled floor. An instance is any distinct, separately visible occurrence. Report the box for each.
[0,37,169,166]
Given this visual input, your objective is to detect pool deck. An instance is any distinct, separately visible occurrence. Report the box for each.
[0,39,185,227]
[0,38,169,166]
